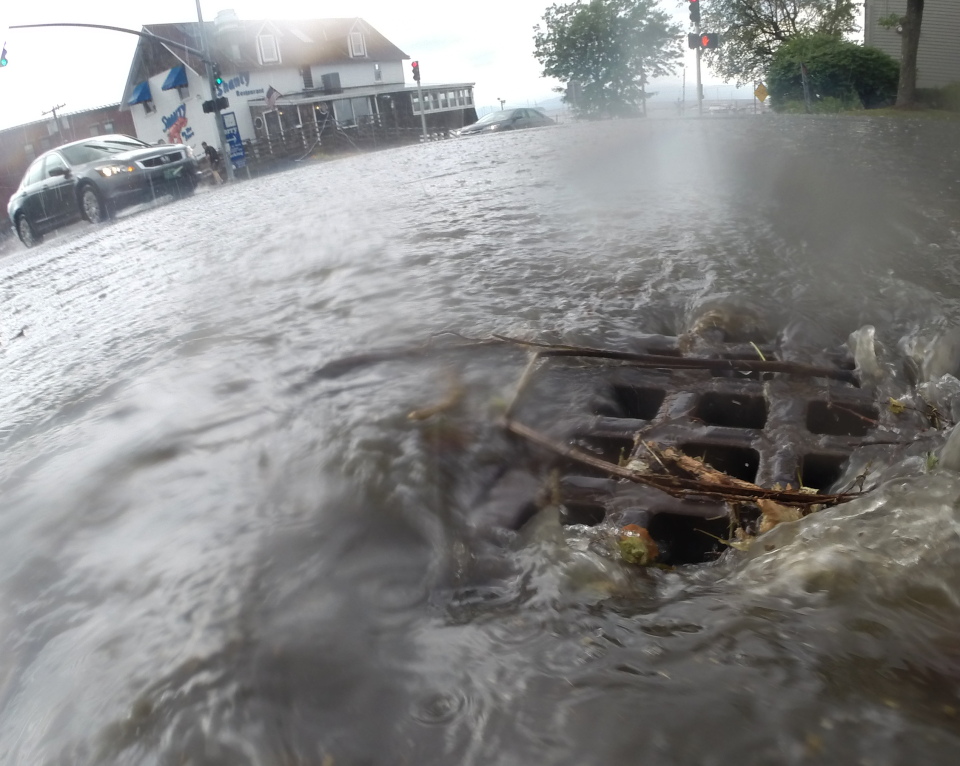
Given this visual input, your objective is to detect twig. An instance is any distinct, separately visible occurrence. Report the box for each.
[827,403,879,426]
[504,352,541,419]
[503,418,854,507]
[490,334,857,383]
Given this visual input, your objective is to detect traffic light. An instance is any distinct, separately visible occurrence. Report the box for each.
[411,61,420,83]
[1,43,8,67]
[213,64,223,87]
[688,0,700,24]
[701,33,720,49]
[688,33,700,49]
[202,97,230,113]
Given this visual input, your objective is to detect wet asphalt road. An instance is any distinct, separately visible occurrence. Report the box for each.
[3,114,960,765]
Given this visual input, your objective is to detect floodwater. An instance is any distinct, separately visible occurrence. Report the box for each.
[2,115,960,765]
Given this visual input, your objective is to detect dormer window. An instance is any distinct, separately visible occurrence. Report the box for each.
[349,32,366,58]
[258,34,280,64]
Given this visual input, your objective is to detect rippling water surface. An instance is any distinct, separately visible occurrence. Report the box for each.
[3,116,960,764]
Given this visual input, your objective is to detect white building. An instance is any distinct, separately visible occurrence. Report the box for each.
[120,12,478,161]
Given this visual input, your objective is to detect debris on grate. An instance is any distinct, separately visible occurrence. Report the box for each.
[487,331,941,568]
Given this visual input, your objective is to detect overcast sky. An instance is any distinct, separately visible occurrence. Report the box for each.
[1,1,860,131]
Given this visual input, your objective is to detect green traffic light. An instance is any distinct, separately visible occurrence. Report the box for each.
[216,77,222,85]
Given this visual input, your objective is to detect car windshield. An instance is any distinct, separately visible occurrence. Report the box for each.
[472,110,514,126]
[60,138,148,165]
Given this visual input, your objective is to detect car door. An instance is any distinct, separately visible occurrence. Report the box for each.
[510,109,529,129]
[16,159,48,230]
[40,153,76,227]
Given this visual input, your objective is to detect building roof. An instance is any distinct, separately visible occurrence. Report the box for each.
[121,17,410,108]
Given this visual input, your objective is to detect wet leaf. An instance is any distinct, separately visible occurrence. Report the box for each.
[926,452,939,472]
[618,525,659,566]
[757,499,803,534]
[888,397,907,415]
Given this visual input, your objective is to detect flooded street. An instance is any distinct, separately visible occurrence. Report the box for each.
[3,115,960,764]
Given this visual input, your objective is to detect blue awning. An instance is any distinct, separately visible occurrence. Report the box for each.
[161,66,188,91]
[128,81,153,105]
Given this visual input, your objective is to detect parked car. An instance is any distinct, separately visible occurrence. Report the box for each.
[456,109,555,137]
[7,135,201,248]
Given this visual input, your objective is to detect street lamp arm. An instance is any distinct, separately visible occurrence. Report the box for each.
[9,22,211,64]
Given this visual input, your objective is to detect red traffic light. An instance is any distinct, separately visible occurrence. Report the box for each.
[411,60,421,82]
[700,33,720,49]
[701,35,710,47]
[688,0,700,23]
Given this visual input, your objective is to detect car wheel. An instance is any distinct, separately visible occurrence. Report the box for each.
[16,214,42,248]
[80,185,107,224]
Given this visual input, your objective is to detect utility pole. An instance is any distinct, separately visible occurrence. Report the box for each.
[498,98,505,110]
[42,103,67,145]
[195,0,234,181]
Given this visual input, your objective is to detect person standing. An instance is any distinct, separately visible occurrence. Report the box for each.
[201,141,223,185]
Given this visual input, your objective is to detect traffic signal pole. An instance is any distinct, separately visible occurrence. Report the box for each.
[695,20,703,116]
[416,80,427,140]
[195,0,234,181]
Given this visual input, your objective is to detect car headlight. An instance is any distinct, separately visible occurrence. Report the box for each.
[185,145,195,158]
[96,165,135,177]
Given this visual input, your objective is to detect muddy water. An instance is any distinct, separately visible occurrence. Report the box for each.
[2,116,960,764]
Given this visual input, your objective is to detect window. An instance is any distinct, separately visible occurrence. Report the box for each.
[40,136,51,152]
[321,72,341,93]
[301,66,314,89]
[349,32,366,58]
[439,92,448,108]
[24,144,36,162]
[374,63,382,82]
[412,94,420,114]
[177,83,189,100]
[44,154,68,178]
[59,137,148,165]
[143,100,156,114]
[104,121,114,133]
[90,125,101,136]
[24,159,45,187]
[465,89,473,105]
[258,34,280,64]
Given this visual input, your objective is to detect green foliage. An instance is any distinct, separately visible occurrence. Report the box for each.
[877,13,903,29]
[699,0,860,85]
[533,0,681,119]
[767,35,899,112]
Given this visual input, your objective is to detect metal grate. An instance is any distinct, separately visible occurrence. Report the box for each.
[138,151,185,168]
[489,335,931,565]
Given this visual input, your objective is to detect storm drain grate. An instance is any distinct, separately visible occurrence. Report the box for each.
[492,333,929,564]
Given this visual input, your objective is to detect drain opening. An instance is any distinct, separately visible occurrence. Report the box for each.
[646,512,731,566]
[561,502,606,526]
[680,443,760,483]
[800,454,848,492]
[611,386,666,420]
[693,393,768,429]
[806,401,877,436]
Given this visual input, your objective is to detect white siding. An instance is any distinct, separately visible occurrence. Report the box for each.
[309,61,404,89]
[130,67,220,151]
[865,0,960,88]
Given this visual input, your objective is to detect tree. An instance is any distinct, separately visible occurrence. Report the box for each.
[767,34,900,112]
[879,0,925,107]
[533,0,682,118]
[696,0,859,85]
